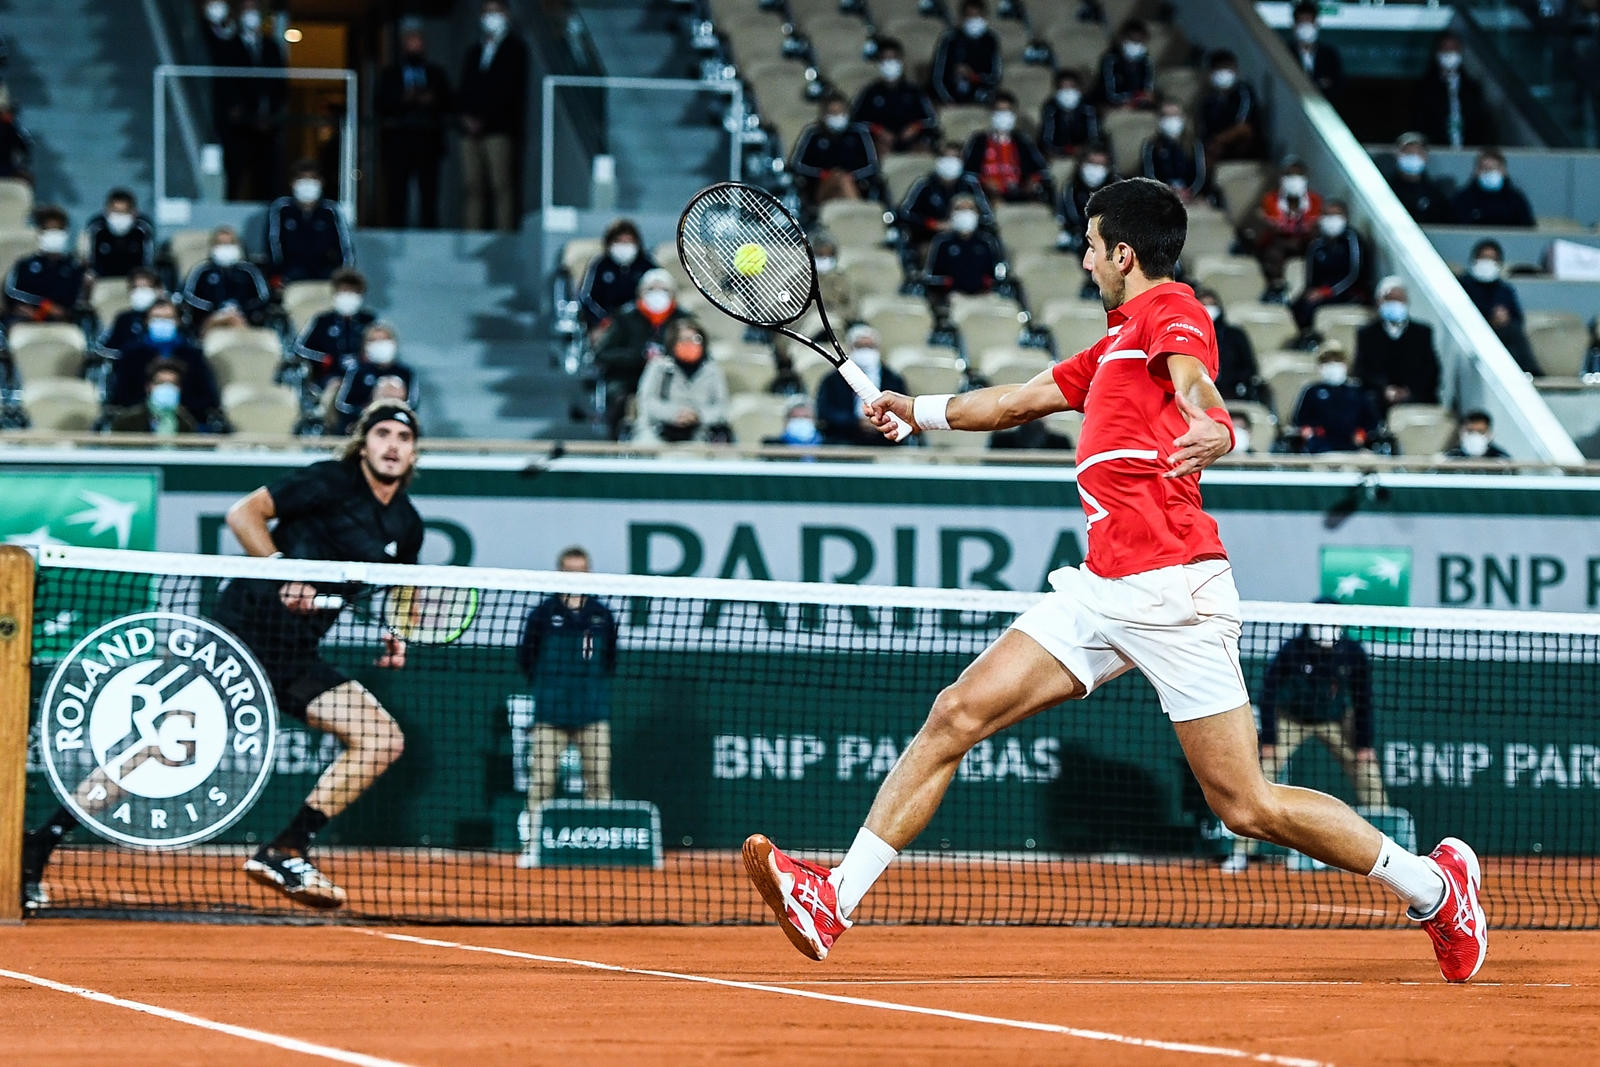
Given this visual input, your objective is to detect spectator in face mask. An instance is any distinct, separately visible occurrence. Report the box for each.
[1413,32,1491,148]
[110,300,222,426]
[295,267,378,386]
[1457,239,1541,376]
[1038,70,1099,159]
[633,320,731,444]
[83,189,155,279]
[1387,133,1452,225]
[899,143,995,256]
[110,359,199,435]
[216,0,287,203]
[765,395,825,446]
[577,218,656,331]
[790,94,882,207]
[1443,410,1510,460]
[594,268,686,438]
[924,194,1005,297]
[267,162,355,284]
[1056,144,1115,255]
[1290,1,1344,101]
[459,0,529,232]
[5,205,86,324]
[850,40,939,155]
[816,324,907,447]
[1195,287,1264,405]
[810,232,859,325]
[181,226,269,327]
[932,0,1002,105]
[1096,20,1156,110]
[1241,158,1323,302]
[1450,148,1534,227]
[334,322,417,432]
[1293,342,1378,453]
[1354,277,1440,413]
[1142,102,1206,201]
[1197,50,1259,166]
[962,92,1050,204]
[376,19,455,229]
[1290,199,1366,336]
[97,267,164,360]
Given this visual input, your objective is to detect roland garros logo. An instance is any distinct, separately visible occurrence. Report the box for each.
[40,612,277,849]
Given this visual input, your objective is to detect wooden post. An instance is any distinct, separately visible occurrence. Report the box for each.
[0,545,36,923]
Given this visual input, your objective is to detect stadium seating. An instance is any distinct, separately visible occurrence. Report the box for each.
[819,200,889,249]
[1100,110,1159,179]
[1041,408,1083,446]
[222,382,299,435]
[922,427,990,453]
[1387,404,1456,457]
[974,346,1051,385]
[167,229,215,282]
[21,377,97,430]
[1213,161,1271,227]
[1192,255,1265,309]
[1042,300,1107,355]
[888,350,963,396]
[1225,401,1276,453]
[789,348,837,396]
[1228,305,1297,355]
[283,281,336,331]
[1261,351,1318,426]
[728,392,788,444]
[861,294,935,352]
[89,277,134,324]
[838,246,904,300]
[1311,305,1373,359]
[716,345,778,395]
[9,323,87,380]
[0,177,33,230]
[1524,310,1588,378]
[203,327,285,388]
[0,227,37,279]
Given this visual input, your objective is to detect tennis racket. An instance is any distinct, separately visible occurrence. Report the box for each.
[309,585,480,646]
[676,182,913,441]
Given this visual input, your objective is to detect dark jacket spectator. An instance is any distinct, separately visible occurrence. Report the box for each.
[110,327,220,422]
[1096,28,1156,109]
[1057,154,1114,251]
[1293,374,1379,453]
[99,308,149,360]
[182,254,269,325]
[1450,156,1534,227]
[1290,211,1366,331]
[109,360,200,434]
[213,3,287,202]
[515,593,618,728]
[578,220,655,327]
[1291,6,1345,101]
[925,226,1004,295]
[817,357,907,446]
[1389,138,1453,225]
[1199,298,1263,404]
[593,270,687,437]
[1442,411,1511,459]
[1355,315,1440,411]
[789,106,881,203]
[1259,630,1374,748]
[1197,55,1260,163]
[1413,38,1492,148]
[1142,115,1206,200]
[376,25,455,228]
[459,17,529,137]
[962,104,1050,204]
[931,10,1002,104]
[899,160,995,239]
[83,198,156,278]
[295,306,376,383]
[5,240,85,323]
[335,358,418,432]
[850,54,938,153]
[267,180,355,283]
[1458,242,1542,376]
[458,6,529,232]
[1038,77,1099,158]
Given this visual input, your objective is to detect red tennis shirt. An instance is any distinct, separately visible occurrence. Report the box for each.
[1051,281,1229,580]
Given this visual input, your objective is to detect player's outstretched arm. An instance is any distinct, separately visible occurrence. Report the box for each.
[1164,354,1235,479]
[866,367,1069,437]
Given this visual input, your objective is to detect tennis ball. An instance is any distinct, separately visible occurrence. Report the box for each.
[733,242,768,277]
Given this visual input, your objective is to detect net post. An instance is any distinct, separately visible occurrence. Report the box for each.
[0,545,35,923]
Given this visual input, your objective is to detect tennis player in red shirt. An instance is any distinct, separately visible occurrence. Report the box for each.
[743,178,1487,983]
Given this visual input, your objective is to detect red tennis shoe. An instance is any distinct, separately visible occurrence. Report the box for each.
[1413,837,1487,983]
[743,834,850,961]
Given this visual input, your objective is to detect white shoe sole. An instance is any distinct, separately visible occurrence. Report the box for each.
[742,835,827,961]
[244,858,348,910]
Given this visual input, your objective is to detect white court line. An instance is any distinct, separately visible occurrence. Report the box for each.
[351,929,1331,1067]
[777,979,1365,987]
[0,967,420,1067]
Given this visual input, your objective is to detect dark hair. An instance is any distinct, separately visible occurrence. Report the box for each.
[292,158,321,178]
[1324,197,1348,213]
[992,89,1017,108]
[1084,177,1186,280]
[1470,238,1504,259]
[1478,146,1507,165]
[602,217,641,245]
[331,266,367,291]
[128,266,160,286]
[961,0,986,14]
[558,545,590,565]
[1461,410,1492,426]
[1192,284,1219,304]
[875,36,902,55]
[146,358,184,384]
[1209,49,1238,68]
[146,297,179,319]
[106,188,136,206]
[1293,1,1320,20]
[1119,18,1147,37]
[1055,68,1082,85]
[33,204,67,228]
[820,90,848,109]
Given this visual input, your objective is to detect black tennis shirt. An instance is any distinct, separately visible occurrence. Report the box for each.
[269,458,424,566]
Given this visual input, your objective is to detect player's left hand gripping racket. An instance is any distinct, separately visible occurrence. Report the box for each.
[676,182,913,441]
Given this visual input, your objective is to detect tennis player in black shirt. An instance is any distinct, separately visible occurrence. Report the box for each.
[217,400,425,908]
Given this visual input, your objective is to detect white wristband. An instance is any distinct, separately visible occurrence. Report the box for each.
[913,394,954,432]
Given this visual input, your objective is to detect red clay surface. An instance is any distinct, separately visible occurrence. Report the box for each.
[2,923,1598,1067]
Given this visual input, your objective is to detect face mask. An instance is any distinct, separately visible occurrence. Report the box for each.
[1233,426,1250,453]
[1458,430,1490,458]
[1438,51,1463,72]
[1056,88,1082,109]
[240,8,262,32]
[815,255,836,275]
[1158,116,1185,139]
[1469,257,1501,283]
[950,209,979,235]
[1203,303,1222,322]
[1379,300,1409,324]
[609,241,639,267]
[935,156,964,181]
[129,285,158,312]
[1477,169,1505,192]
[481,11,508,37]
[366,339,398,365]
[211,243,241,267]
[990,110,1016,133]
[1121,40,1147,60]
[640,289,673,314]
[149,382,181,410]
[963,17,987,38]
[673,340,704,363]
[333,290,364,316]
[851,346,881,374]
[293,178,322,203]
[147,318,179,343]
[1319,361,1348,386]
[824,113,850,133]
[1319,214,1347,237]
[1211,68,1237,91]
[1280,174,1308,198]
[38,229,68,254]
[1080,162,1109,187]
[1309,624,1341,648]
[1397,152,1427,176]
[107,211,135,236]
[784,417,819,442]
[880,59,903,80]
[206,1,229,23]
[1294,22,1318,45]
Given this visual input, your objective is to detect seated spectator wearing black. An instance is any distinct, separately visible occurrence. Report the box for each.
[1096,20,1155,110]
[1457,238,1542,376]
[376,18,455,229]
[1241,158,1322,301]
[1413,33,1491,148]
[962,93,1049,204]
[578,218,655,332]
[83,189,155,279]
[295,267,377,386]
[109,299,221,426]
[1443,409,1511,460]
[1293,343,1378,453]
[1291,2,1344,102]
[334,322,417,433]
[817,325,907,447]
[0,100,31,182]
[110,359,199,435]
[850,39,938,155]
[1056,144,1114,253]
[594,268,686,438]
[5,206,85,325]
[1038,70,1098,159]
[182,226,269,327]
[1388,133,1452,225]
[789,93,881,207]
[1142,103,1206,202]
[1195,286,1264,404]
[97,268,163,360]
[1197,50,1260,167]
[268,162,355,283]
[1450,148,1534,227]
[899,143,995,256]
[1290,199,1366,334]
[924,194,1004,297]
[933,1,1002,106]
[1355,277,1440,414]
[633,319,731,444]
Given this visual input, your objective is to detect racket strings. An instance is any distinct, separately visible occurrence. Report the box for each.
[679,185,816,327]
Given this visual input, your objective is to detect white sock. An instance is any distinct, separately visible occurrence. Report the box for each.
[828,827,897,919]
[1368,835,1445,916]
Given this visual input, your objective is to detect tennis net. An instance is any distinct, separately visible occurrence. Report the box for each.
[10,546,1600,927]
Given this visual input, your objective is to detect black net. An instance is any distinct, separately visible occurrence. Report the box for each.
[677,183,817,327]
[21,551,1600,928]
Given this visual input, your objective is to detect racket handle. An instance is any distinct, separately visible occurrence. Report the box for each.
[838,359,914,442]
[311,594,345,611]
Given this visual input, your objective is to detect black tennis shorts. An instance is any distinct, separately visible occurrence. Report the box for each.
[212,581,350,723]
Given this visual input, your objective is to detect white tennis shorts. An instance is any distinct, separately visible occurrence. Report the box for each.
[1011,558,1250,722]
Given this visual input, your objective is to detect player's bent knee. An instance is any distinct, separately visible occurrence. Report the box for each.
[923,685,990,752]
[1213,791,1285,843]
